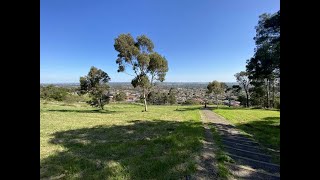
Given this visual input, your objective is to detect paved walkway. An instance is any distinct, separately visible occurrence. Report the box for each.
[200,108,280,180]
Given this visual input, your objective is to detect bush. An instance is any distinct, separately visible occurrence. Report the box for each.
[40,85,68,101]
[64,94,87,104]
[115,92,127,101]
[183,99,201,105]
[274,97,280,109]
[237,95,247,107]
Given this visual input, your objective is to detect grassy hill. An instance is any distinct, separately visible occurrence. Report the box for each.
[40,101,280,179]
[40,102,203,179]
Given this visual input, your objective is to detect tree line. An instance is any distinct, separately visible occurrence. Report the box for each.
[209,10,280,109]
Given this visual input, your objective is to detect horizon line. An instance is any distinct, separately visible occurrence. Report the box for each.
[40,81,238,84]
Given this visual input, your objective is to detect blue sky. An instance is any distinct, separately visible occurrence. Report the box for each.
[40,0,279,83]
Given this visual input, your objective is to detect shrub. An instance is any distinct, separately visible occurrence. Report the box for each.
[115,92,127,101]
[40,85,68,101]
[183,99,201,105]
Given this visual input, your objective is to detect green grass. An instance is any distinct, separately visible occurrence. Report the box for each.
[41,101,204,179]
[213,107,280,163]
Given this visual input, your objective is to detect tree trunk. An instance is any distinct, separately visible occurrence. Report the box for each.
[143,89,148,112]
[266,79,270,108]
[244,89,249,107]
[100,98,104,110]
[272,80,275,109]
[216,95,218,108]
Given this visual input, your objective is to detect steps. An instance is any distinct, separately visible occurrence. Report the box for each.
[223,145,273,163]
[227,153,280,175]
[226,163,280,180]
[201,109,280,179]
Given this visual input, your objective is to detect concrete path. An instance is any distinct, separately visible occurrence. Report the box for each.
[200,108,280,180]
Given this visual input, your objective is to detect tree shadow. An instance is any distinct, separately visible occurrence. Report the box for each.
[209,106,280,111]
[201,107,215,111]
[40,120,204,179]
[235,117,280,152]
[174,106,201,112]
[201,106,241,111]
[46,109,118,114]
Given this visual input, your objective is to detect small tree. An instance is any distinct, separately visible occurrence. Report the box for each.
[115,91,127,102]
[168,88,177,105]
[225,87,232,107]
[147,91,156,104]
[207,81,224,108]
[114,33,168,111]
[235,71,251,107]
[79,66,111,110]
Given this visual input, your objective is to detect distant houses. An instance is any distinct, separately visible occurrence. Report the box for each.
[108,85,242,106]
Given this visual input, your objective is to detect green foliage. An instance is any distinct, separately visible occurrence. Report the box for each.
[207,81,224,95]
[87,93,110,109]
[220,82,228,91]
[207,81,226,107]
[131,74,150,89]
[114,33,169,111]
[249,85,266,107]
[115,91,127,102]
[183,99,201,105]
[80,66,111,109]
[250,11,280,78]
[64,94,88,104]
[168,88,177,105]
[234,71,251,107]
[40,85,68,101]
[146,88,176,105]
[245,11,280,109]
[146,91,169,105]
[274,97,280,109]
[237,95,247,107]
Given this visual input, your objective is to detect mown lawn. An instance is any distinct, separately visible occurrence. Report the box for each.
[213,107,280,152]
[40,101,203,179]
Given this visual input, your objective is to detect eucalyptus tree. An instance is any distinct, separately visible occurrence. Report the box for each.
[114,34,168,111]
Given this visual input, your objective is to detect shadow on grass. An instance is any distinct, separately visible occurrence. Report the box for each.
[235,117,280,151]
[40,120,203,179]
[174,106,201,112]
[209,106,280,111]
[46,109,118,114]
[201,106,239,111]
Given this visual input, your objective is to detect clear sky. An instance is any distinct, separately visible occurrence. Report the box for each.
[40,0,279,83]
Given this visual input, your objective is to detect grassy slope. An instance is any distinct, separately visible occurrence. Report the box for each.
[213,107,280,151]
[40,102,203,179]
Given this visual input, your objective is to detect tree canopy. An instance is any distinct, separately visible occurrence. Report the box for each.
[114,33,168,111]
[235,71,251,107]
[245,10,280,108]
[79,66,111,109]
[207,80,225,108]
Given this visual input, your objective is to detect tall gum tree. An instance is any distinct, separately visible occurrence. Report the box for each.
[114,33,168,111]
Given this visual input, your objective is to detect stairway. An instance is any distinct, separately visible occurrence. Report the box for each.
[201,109,280,180]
